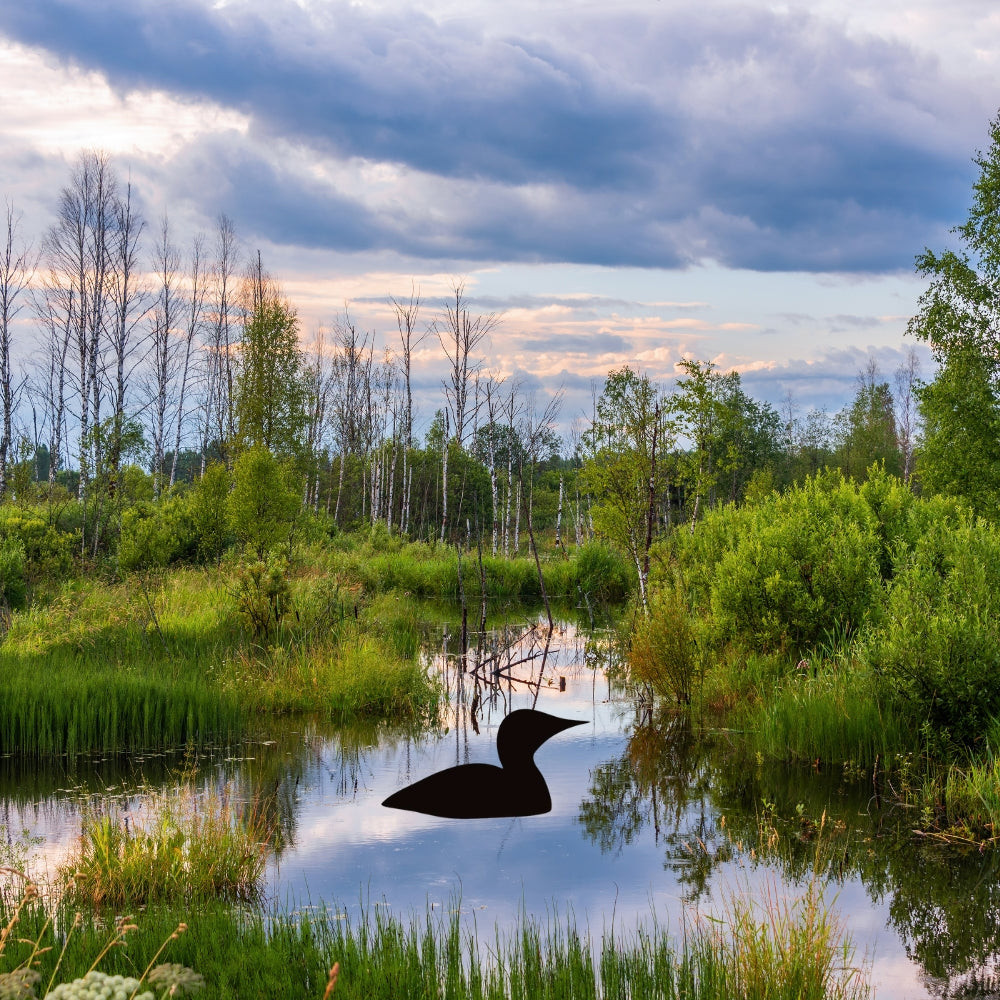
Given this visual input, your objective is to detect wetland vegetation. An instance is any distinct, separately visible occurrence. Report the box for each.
[6,113,1000,997]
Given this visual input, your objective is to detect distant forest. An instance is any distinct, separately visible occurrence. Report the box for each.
[0,148,990,572]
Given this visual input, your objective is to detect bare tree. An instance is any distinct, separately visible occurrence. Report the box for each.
[169,234,206,488]
[303,324,336,510]
[894,346,921,484]
[433,281,498,447]
[330,312,373,524]
[33,278,74,491]
[104,179,146,486]
[519,388,564,626]
[149,216,180,498]
[45,151,118,502]
[391,284,424,534]
[0,203,35,498]
[481,371,506,556]
[200,214,240,470]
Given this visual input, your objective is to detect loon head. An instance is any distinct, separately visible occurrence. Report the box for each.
[495,709,585,768]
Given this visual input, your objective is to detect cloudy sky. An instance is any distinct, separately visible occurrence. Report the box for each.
[1,0,997,434]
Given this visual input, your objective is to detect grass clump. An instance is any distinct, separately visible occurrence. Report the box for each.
[0,882,869,1000]
[60,784,270,908]
[680,879,868,1000]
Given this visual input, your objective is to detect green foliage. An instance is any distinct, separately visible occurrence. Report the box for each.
[231,557,291,641]
[834,374,902,481]
[118,498,197,572]
[574,542,632,603]
[667,470,882,656]
[908,110,1000,515]
[580,368,671,574]
[629,590,698,704]
[0,509,75,596]
[189,463,231,562]
[862,515,1000,744]
[227,446,301,559]
[915,342,1000,514]
[0,537,26,611]
[232,297,309,460]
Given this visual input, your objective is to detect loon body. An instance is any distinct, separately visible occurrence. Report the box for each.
[382,709,585,818]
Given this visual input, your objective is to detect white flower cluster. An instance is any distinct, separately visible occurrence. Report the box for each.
[43,972,153,1000]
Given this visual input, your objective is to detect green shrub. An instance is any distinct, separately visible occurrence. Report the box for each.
[0,537,26,610]
[190,462,231,561]
[118,497,198,572]
[232,557,292,641]
[629,589,698,703]
[702,472,882,654]
[862,516,1000,745]
[0,509,76,591]
[227,447,301,559]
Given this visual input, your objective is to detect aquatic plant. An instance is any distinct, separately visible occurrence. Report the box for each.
[60,784,270,908]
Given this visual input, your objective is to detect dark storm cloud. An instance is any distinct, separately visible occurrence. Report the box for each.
[0,0,984,271]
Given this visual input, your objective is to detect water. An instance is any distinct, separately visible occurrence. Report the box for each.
[4,614,1000,998]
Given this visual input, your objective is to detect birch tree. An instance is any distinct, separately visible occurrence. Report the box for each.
[0,204,35,499]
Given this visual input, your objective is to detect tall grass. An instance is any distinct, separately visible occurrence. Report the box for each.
[738,661,907,770]
[0,887,870,999]
[319,537,631,605]
[60,783,271,908]
[0,564,442,754]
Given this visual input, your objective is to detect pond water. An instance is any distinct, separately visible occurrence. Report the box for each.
[4,611,1000,998]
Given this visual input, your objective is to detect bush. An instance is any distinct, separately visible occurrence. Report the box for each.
[189,462,231,561]
[574,541,632,603]
[0,509,76,592]
[682,471,883,655]
[0,536,26,610]
[862,515,1000,745]
[227,447,301,559]
[629,589,698,704]
[232,557,292,641]
[118,497,198,572]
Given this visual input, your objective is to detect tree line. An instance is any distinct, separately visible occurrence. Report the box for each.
[0,143,991,577]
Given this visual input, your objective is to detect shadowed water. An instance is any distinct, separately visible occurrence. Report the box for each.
[3,613,1000,998]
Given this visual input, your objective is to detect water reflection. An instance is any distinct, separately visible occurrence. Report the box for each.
[6,617,1000,998]
[576,706,1000,997]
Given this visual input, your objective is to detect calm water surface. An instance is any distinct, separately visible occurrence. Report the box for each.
[4,613,1000,999]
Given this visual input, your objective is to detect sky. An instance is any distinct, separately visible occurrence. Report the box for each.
[1,0,997,439]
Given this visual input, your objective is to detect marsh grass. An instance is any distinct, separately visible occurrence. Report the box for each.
[739,661,907,770]
[60,783,271,908]
[318,537,630,605]
[682,879,869,1000]
[0,563,441,754]
[0,880,870,1000]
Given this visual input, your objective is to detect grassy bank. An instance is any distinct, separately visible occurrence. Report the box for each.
[0,887,869,1000]
[0,560,440,755]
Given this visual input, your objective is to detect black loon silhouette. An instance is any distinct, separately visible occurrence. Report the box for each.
[382,709,585,818]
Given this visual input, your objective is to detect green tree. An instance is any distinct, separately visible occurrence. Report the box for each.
[834,362,902,481]
[916,343,1000,512]
[908,110,1000,513]
[233,293,309,461]
[227,446,301,559]
[580,368,673,605]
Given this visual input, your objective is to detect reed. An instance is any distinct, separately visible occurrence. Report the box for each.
[0,885,870,1000]
[60,783,271,908]
[737,661,907,770]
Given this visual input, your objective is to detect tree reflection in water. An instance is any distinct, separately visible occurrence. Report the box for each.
[577,706,1000,996]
